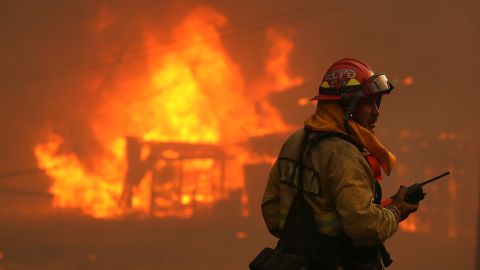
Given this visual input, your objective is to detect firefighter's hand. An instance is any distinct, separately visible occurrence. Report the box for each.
[389,185,419,222]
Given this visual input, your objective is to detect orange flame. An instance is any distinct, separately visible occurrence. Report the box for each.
[34,133,124,218]
[34,6,303,219]
[264,27,303,92]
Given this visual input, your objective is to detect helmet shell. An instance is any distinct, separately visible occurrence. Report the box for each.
[311,58,375,101]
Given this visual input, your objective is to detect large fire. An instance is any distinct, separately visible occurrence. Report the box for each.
[34,6,303,218]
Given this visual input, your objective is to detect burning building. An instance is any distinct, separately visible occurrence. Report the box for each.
[33,6,303,219]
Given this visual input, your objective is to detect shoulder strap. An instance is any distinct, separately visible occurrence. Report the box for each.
[296,128,311,195]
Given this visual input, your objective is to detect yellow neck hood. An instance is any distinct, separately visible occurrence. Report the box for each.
[304,102,396,175]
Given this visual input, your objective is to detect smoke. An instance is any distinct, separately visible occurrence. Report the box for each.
[0,0,478,269]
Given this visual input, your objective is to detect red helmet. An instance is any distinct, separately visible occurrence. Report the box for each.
[311,58,394,101]
[311,58,394,121]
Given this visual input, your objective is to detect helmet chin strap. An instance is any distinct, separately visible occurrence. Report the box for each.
[342,91,363,122]
[341,92,361,136]
[376,95,383,109]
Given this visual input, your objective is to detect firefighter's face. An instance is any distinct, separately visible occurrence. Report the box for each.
[352,96,380,132]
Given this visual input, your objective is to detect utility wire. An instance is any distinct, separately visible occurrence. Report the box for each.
[0,188,52,198]
[0,166,61,180]
[0,0,357,89]
[0,168,45,179]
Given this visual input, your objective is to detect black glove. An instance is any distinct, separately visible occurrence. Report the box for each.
[388,185,419,222]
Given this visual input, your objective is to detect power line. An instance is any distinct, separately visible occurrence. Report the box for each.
[0,0,357,89]
[0,188,52,198]
[0,168,45,179]
[0,166,62,180]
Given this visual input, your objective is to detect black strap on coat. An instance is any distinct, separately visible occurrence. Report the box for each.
[278,129,320,256]
[278,129,345,269]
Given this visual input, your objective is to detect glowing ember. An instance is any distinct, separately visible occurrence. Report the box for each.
[438,131,458,141]
[235,231,248,240]
[34,6,302,219]
[403,76,414,86]
[297,97,311,106]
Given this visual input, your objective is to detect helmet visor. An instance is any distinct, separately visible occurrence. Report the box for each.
[364,73,394,96]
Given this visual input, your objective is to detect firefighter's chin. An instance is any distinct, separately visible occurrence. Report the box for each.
[367,122,377,133]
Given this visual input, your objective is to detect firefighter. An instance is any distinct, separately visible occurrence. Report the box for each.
[261,58,419,269]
